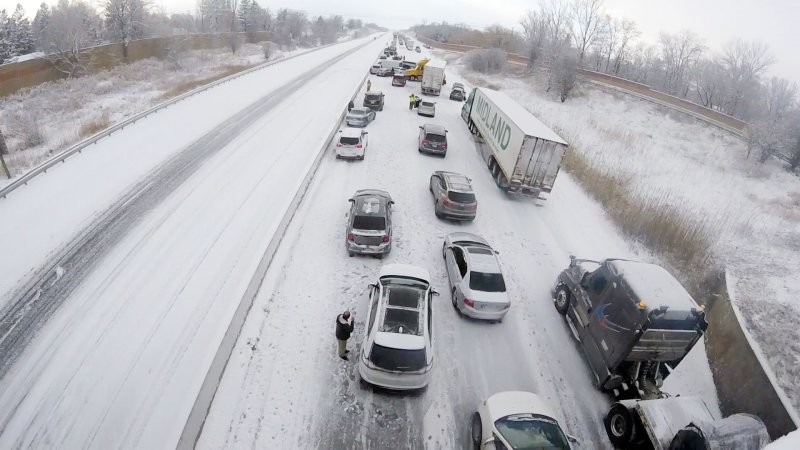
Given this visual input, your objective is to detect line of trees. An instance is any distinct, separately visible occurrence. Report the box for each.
[413,0,800,169]
[1,1,378,69]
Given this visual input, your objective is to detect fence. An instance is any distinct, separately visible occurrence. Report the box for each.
[0,32,274,97]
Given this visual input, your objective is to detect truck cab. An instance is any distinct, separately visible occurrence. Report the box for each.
[406,58,429,81]
[553,257,707,398]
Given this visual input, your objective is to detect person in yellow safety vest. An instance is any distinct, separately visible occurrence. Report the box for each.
[409,94,416,110]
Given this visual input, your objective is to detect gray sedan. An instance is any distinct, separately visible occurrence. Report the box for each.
[442,232,510,322]
[346,107,376,127]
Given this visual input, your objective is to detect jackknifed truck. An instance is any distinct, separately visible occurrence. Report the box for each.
[461,87,568,198]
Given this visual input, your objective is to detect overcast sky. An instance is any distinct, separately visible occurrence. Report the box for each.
[3,0,798,82]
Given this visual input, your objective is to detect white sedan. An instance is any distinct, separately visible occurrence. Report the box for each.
[471,391,575,450]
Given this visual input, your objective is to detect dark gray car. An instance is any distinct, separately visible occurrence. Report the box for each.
[346,190,394,257]
[418,124,448,156]
[429,171,477,221]
[363,91,385,111]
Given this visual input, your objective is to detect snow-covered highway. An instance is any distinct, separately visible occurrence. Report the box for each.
[196,43,719,449]
[0,34,387,448]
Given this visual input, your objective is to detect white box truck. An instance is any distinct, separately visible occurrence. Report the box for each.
[461,87,568,198]
[421,60,445,96]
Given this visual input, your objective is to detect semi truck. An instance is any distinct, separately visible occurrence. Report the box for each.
[554,257,770,449]
[420,60,445,96]
[461,87,568,198]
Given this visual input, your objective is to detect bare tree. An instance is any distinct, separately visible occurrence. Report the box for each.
[104,0,150,59]
[571,0,603,62]
[658,30,704,96]
[43,0,100,78]
[719,40,775,117]
[694,60,726,109]
[520,9,547,68]
[611,18,638,74]
[540,0,572,48]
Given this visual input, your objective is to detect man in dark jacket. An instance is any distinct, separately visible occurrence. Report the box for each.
[335,311,355,360]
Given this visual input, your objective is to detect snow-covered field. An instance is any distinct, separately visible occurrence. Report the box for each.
[442,51,800,415]
[0,41,319,184]
[198,42,720,449]
[0,34,387,448]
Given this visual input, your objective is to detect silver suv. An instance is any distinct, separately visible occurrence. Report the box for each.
[418,124,448,156]
[346,190,394,258]
[429,171,477,221]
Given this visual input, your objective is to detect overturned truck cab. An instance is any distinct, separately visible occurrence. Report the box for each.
[553,257,707,398]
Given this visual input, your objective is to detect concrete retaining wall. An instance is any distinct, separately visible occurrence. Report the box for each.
[0,32,273,97]
[704,271,798,440]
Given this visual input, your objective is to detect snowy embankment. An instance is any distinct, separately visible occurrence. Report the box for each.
[0,32,372,185]
[0,34,386,448]
[440,51,800,416]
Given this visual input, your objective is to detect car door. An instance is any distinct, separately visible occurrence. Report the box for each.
[449,247,468,300]
[444,244,460,288]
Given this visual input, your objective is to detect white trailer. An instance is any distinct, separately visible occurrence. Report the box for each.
[461,87,568,198]
[421,60,445,96]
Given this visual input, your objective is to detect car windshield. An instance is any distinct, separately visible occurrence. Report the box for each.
[340,137,360,145]
[448,191,475,203]
[494,414,571,450]
[426,133,446,143]
[421,102,434,107]
[469,271,506,292]
[350,109,367,116]
[366,94,382,101]
[352,215,385,230]
[369,344,427,372]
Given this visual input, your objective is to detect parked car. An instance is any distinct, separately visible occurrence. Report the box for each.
[370,63,382,74]
[345,190,393,257]
[453,82,465,90]
[442,232,510,321]
[417,123,448,156]
[363,91,385,111]
[417,101,436,117]
[376,66,393,77]
[392,74,407,87]
[358,264,437,391]
[471,392,574,450]
[415,46,421,52]
[429,171,477,220]
[346,107,376,127]
[450,87,465,101]
[378,54,387,60]
[335,128,368,160]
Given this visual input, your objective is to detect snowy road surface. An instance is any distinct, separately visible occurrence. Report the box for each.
[0,35,387,448]
[197,43,719,449]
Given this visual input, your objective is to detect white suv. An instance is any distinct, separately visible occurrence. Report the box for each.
[336,127,368,160]
[359,264,437,391]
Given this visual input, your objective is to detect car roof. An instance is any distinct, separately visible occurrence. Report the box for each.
[607,260,699,312]
[466,251,501,273]
[366,91,383,96]
[423,124,446,134]
[379,264,431,284]
[436,171,473,192]
[350,107,369,114]
[485,391,560,423]
[340,127,363,138]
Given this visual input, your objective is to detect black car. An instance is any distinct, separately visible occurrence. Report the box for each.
[450,87,465,101]
[363,91,385,111]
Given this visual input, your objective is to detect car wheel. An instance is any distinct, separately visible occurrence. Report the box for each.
[375,253,384,260]
[554,285,571,315]
[604,404,635,447]
[451,287,459,310]
[470,412,482,450]
[349,252,355,257]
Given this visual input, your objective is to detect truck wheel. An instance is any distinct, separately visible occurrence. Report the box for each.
[470,412,482,450]
[554,285,571,315]
[604,404,635,447]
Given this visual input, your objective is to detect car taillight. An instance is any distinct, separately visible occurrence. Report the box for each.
[347,233,354,241]
[442,198,453,207]
[382,235,390,243]
[421,140,429,145]
[355,144,362,148]
[464,298,475,307]
[336,143,342,147]
[443,143,447,149]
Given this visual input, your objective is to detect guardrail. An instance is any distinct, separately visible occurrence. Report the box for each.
[175,53,374,449]
[0,41,342,200]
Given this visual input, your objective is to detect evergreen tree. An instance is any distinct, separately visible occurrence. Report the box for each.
[32,3,51,50]
[0,10,10,62]
[10,4,35,56]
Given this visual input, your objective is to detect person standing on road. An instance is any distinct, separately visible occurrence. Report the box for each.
[335,311,355,360]
[366,79,372,91]
[409,93,416,110]
[347,99,354,112]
